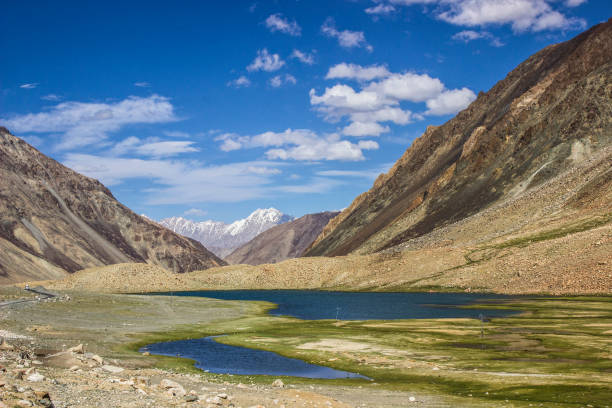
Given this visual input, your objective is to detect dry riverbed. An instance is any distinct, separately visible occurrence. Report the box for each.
[1,286,610,407]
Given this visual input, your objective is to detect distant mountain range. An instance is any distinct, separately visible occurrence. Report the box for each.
[226,211,340,265]
[0,127,225,284]
[159,208,294,258]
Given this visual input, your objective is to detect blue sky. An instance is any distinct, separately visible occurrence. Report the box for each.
[1,0,608,222]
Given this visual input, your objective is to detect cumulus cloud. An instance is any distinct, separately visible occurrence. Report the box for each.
[321,18,373,51]
[310,63,475,136]
[309,84,394,123]
[265,13,301,36]
[227,75,251,88]
[216,128,379,161]
[0,95,178,150]
[437,0,586,32]
[425,88,477,115]
[342,121,390,137]
[247,49,286,72]
[326,63,391,81]
[19,83,38,89]
[351,107,413,125]
[368,0,586,32]
[290,49,316,65]
[364,72,445,102]
[269,74,297,88]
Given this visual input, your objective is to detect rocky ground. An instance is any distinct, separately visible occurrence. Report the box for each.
[0,338,362,408]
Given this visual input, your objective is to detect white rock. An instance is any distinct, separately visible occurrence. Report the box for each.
[409,396,416,402]
[69,344,84,354]
[91,354,104,364]
[272,379,284,388]
[217,393,228,399]
[206,396,223,405]
[101,365,124,373]
[160,379,183,389]
[26,373,44,382]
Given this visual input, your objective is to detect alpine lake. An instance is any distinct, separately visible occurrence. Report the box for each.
[134,290,612,407]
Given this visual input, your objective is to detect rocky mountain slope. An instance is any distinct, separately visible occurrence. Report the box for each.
[305,19,612,257]
[226,211,339,265]
[0,128,225,284]
[159,208,294,258]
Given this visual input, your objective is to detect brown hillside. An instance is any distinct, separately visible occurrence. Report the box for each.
[305,19,612,257]
[0,128,226,284]
[226,211,339,265]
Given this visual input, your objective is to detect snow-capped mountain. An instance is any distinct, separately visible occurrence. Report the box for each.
[159,208,294,258]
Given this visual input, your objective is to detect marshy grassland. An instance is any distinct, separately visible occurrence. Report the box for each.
[2,286,610,407]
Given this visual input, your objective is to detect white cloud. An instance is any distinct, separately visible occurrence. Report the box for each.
[63,155,282,204]
[365,3,396,15]
[365,72,445,102]
[564,0,587,6]
[269,74,297,88]
[227,75,251,88]
[163,130,191,138]
[0,95,177,150]
[310,65,475,137]
[436,0,586,32]
[41,94,63,101]
[372,0,586,32]
[351,107,413,125]
[134,82,150,88]
[135,141,199,157]
[342,121,390,137]
[326,63,391,81]
[452,30,504,46]
[184,208,208,217]
[20,83,38,89]
[290,49,315,65]
[247,49,285,72]
[321,18,373,51]
[452,30,486,41]
[110,137,199,157]
[246,166,282,175]
[425,88,477,115]
[216,128,379,161]
[310,85,393,120]
[265,13,301,36]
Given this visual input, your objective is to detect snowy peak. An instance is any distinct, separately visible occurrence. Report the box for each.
[159,208,294,258]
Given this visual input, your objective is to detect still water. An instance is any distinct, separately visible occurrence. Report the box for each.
[144,290,520,378]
